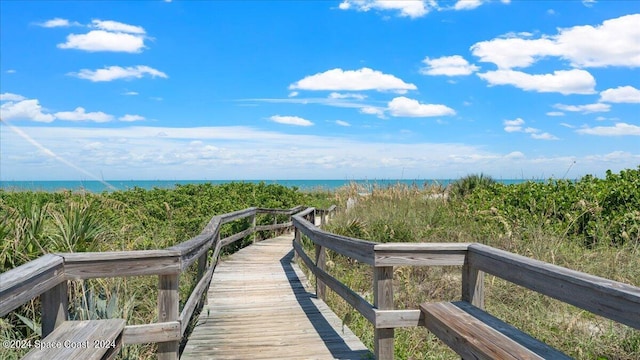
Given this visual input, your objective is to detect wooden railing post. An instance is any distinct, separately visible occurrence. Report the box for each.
[41,281,68,337]
[251,213,257,243]
[197,250,208,306]
[315,244,326,301]
[374,266,394,360]
[462,255,485,308]
[157,274,179,360]
[293,228,301,262]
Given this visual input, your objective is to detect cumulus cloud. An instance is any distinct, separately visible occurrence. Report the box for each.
[360,106,386,117]
[269,115,314,126]
[503,118,558,140]
[387,97,456,117]
[289,68,416,93]
[471,14,640,69]
[119,114,145,122]
[553,103,610,114]
[599,86,640,103]
[577,123,640,136]
[420,55,479,76]
[477,69,596,95]
[53,107,113,122]
[338,0,432,18]
[70,65,168,82]
[454,0,484,10]
[0,93,26,102]
[0,99,55,122]
[58,19,148,53]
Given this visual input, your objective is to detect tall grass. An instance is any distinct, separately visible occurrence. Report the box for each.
[319,175,640,359]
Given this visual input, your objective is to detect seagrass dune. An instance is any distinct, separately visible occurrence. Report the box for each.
[180,234,371,359]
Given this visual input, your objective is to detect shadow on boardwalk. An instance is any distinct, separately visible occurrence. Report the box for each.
[279,249,372,360]
[181,235,371,360]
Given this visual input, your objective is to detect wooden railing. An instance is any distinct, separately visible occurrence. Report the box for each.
[292,207,640,360]
[0,205,310,360]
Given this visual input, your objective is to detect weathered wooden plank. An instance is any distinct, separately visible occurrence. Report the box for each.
[0,254,65,316]
[41,281,69,337]
[374,266,394,360]
[292,214,376,265]
[374,243,469,266]
[462,253,485,308]
[293,240,375,324]
[375,309,423,328]
[219,227,254,247]
[175,234,215,271]
[122,321,181,344]
[421,301,571,360]
[468,244,640,329]
[315,244,327,301]
[182,235,370,359]
[219,207,256,223]
[61,251,181,279]
[23,319,125,360]
[180,263,215,335]
[256,205,305,215]
[254,222,292,232]
[157,274,179,360]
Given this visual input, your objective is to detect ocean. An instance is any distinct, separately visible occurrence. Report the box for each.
[0,179,529,193]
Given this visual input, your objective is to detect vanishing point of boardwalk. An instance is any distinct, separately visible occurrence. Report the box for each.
[181,234,371,359]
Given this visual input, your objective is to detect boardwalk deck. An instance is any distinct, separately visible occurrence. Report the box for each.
[181,234,371,360]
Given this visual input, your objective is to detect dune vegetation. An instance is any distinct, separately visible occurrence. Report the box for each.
[316,167,639,359]
[1,168,638,359]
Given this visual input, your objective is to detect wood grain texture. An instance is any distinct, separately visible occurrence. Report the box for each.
[374,266,394,360]
[181,234,370,360]
[374,242,469,266]
[122,322,181,344]
[0,254,65,316]
[157,274,179,360]
[292,214,376,265]
[468,244,640,329]
[41,281,69,337]
[23,319,125,360]
[420,301,571,360]
[61,251,181,279]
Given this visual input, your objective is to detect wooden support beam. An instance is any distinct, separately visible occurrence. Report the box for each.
[157,274,179,360]
[374,266,394,360]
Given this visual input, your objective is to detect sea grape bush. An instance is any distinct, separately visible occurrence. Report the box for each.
[461,166,640,246]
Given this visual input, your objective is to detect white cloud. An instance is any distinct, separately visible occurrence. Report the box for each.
[454,0,483,10]
[289,68,417,93]
[91,19,145,34]
[335,120,351,127]
[503,118,558,140]
[599,86,640,103]
[58,30,145,53]
[577,123,640,136]
[0,99,55,122]
[288,91,299,97]
[471,14,640,69]
[119,114,145,122]
[387,97,456,117]
[122,91,139,96]
[420,55,479,76]
[269,115,314,126]
[503,118,525,132]
[37,18,79,28]
[553,103,610,114]
[360,106,386,117]
[531,132,559,140]
[546,111,565,117]
[328,92,367,100]
[6,70,16,74]
[0,93,26,102]
[582,0,596,7]
[54,107,113,122]
[477,69,596,95]
[338,0,432,18]
[71,65,168,82]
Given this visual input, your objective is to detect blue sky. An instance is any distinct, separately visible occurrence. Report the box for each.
[1,0,639,181]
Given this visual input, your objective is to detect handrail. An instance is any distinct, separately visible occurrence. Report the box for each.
[292,207,640,360]
[0,205,307,360]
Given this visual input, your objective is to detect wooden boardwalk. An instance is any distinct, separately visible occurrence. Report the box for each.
[181,234,371,359]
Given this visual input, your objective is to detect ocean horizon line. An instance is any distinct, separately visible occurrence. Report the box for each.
[1,178,540,193]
